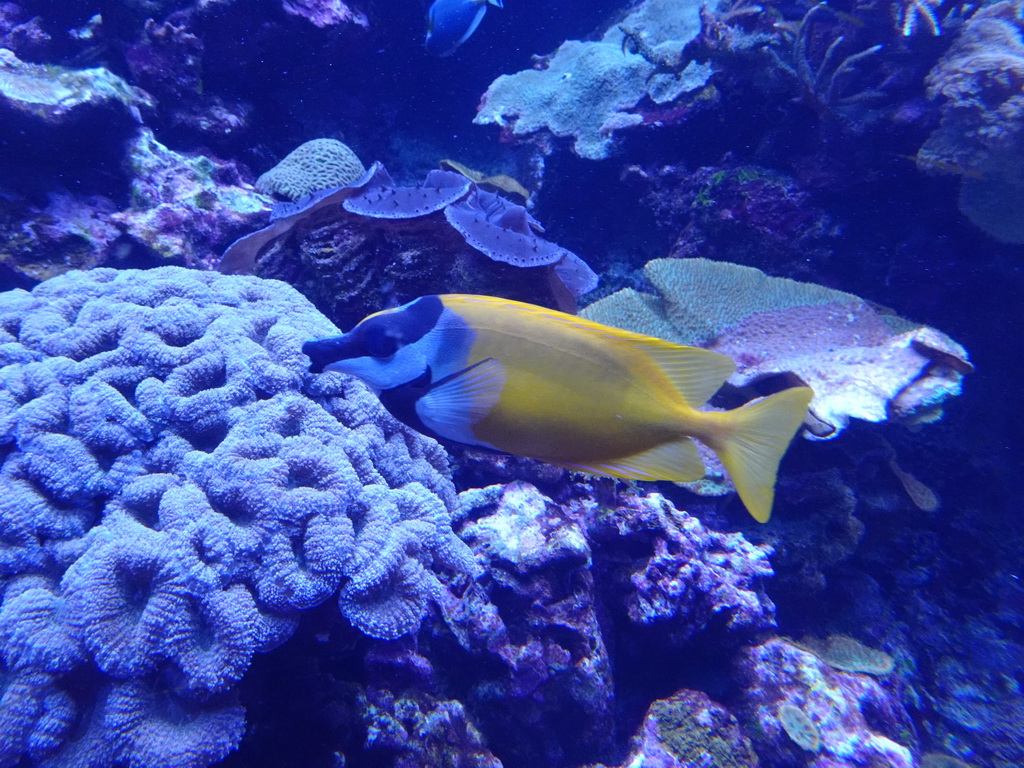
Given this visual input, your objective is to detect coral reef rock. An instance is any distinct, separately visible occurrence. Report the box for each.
[735,637,916,767]
[601,689,759,768]
[114,129,273,267]
[919,0,1024,243]
[0,46,152,124]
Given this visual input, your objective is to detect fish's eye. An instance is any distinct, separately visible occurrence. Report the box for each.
[362,323,399,358]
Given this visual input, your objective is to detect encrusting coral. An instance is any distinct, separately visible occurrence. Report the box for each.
[789,634,896,676]
[0,266,475,767]
[777,703,821,752]
[582,258,972,438]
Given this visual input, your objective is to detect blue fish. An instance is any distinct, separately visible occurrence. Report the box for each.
[425,0,503,57]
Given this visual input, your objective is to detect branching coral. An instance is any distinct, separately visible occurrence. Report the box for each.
[765,3,885,126]
[894,0,943,37]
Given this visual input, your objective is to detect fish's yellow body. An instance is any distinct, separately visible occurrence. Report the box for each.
[451,296,716,466]
[302,294,813,522]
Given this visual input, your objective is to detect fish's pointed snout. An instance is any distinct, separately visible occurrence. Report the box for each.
[303,335,358,374]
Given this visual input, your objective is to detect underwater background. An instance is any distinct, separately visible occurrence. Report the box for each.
[0,0,1021,766]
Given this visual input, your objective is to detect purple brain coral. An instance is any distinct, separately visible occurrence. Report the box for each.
[0,266,475,767]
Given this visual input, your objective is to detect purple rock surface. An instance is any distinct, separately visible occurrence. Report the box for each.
[735,637,916,768]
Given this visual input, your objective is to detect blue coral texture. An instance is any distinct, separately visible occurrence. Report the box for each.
[0,266,474,768]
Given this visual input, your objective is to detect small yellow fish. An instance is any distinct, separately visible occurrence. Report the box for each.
[303,295,813,522]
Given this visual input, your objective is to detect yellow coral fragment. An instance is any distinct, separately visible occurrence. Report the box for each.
[777,704,820,752]
[789,635,895,676]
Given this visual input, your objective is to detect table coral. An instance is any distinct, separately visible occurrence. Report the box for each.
[581,258,972,438]
[473,0,715,159]
[0,266,474,767]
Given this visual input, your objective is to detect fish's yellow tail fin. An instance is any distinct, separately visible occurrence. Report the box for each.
[714,387,814,523]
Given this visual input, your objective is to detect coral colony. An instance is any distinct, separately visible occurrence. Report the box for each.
[0,0,1021,767]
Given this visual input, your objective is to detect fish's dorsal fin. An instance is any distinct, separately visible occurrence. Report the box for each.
[627,339,736,407]
[441,294,735,405]
[557,437,705,483]
[416,357,505,445]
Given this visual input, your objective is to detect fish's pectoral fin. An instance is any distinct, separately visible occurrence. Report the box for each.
[416,357,505,444]
[556,438,705,483]
[486,0,503,7]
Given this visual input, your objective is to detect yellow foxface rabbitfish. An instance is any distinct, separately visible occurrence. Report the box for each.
[302,295,813,522]
[425,0,502,57]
